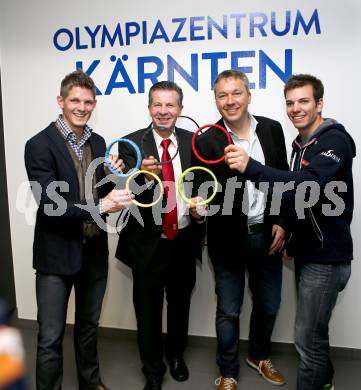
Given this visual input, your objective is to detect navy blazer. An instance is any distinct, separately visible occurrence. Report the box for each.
[115,126,205,272]
[192,116,289,265]
[24,122,111,275]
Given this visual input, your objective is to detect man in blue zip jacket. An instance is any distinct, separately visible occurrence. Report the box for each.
[224,74,355,390]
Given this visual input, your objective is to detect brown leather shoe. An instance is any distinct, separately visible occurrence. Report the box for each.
[246,356,286,386]
[215,376,237,389]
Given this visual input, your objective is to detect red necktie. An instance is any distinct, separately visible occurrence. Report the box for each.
[161,139,178,240]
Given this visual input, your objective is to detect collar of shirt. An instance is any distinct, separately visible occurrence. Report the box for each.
[223,114,258,148]
[56,114,93,147]
[152,127,178,153]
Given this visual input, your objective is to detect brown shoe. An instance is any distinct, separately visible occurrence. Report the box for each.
[215,376,237,389]
[246,357,286,386]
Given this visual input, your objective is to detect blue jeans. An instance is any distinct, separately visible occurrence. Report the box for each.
[295,262,351,390]
[36,244,108,390]
[213,231,282,378]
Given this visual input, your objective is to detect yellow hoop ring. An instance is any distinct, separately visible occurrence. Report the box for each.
[178,166,218,205]
[125,170,164,208]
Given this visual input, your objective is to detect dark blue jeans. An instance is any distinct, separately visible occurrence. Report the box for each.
[214,231,282,378]
[36,246,108,390]
[295,262,351,390]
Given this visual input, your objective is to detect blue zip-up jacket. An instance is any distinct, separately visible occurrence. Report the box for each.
[244,119,356,264]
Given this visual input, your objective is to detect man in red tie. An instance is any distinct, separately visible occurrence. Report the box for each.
[115,81,205,390]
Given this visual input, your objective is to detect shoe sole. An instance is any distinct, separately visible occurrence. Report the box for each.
[246,358,286,386]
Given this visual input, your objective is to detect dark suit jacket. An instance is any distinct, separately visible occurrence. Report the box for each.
[24,122,111,275]
[115,126,204,272]
[192,116,289,265]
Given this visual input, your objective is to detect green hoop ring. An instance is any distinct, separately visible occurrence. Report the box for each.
[178,166,218,205]
[125,170,164,208]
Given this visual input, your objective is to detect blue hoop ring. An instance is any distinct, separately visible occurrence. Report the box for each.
[105,138,142,177]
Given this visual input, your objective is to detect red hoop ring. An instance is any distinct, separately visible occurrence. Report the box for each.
[192,124,233,164]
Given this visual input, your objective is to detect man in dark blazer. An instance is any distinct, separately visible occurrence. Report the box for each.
[24,70,133,390]
[115,81,204,390]
[192,70,289,390]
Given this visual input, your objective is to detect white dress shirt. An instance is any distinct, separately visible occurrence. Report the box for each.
[152,129,190,231]
[224,115,265,225]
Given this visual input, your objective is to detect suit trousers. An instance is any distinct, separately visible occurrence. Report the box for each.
[132,226,197,380]
[35,239,108,390]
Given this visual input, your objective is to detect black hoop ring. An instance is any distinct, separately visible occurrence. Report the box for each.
[140,126,180,166]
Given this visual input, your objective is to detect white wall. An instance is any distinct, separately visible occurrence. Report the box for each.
[0,0,360,347]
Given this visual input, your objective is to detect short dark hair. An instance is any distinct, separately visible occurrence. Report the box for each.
[148,81,183,107]
[60,69,96,99]
[213,70,250,94]
[284,74,324,101]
